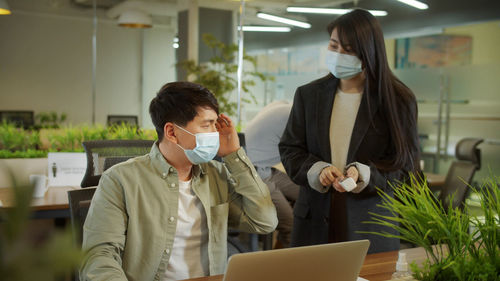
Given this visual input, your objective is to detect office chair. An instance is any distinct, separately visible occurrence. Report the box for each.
[67,187,97,281]
[68,187,97,247]
[81,139,154,187]
[438,138,483,210]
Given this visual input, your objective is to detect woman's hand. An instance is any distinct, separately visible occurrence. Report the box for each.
[345,166,359,183]
[319,166,346,192]
[215,113,240,157]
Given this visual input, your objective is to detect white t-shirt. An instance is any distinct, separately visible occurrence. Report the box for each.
[329,89,363,171]
[163,179,209,280]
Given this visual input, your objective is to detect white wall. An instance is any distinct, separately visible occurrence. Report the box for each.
[0,11,176,127]
[142,27,177,129]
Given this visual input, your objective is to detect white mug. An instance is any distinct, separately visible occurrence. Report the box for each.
[29,174,48,198]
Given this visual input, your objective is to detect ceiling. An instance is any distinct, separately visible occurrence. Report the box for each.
[240,0,500,49]
[6,0,500,50]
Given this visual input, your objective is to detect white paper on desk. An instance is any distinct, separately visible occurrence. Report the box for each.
[357,277,369,281]
[47,152,86,186]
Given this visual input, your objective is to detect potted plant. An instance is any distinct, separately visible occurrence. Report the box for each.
[365,174,500,280]
[0,122,47,187]
[0,122,155,188]
[177,33,274,118]
[35,111,67,129]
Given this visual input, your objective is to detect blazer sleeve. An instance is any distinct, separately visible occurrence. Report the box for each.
[279,87,323,188]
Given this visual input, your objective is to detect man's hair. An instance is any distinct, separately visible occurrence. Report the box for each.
[149,81,219,141]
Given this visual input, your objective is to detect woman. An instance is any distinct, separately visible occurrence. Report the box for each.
[278,9,420,253]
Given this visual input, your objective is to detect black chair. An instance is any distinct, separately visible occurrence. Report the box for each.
[0,110,34,129]
[107,115,138,127]
[80,139,154,187]
[68,188,97,247]
[438,138,483,210]
[67,187,97,281]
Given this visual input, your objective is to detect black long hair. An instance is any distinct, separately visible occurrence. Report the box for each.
[327,9,420,173]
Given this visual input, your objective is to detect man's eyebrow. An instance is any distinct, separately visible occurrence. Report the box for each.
[201,119,217,123]
[330,38,339,43]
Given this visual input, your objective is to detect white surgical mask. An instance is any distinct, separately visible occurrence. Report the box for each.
[175,124,220,164]
[325,50,362,79]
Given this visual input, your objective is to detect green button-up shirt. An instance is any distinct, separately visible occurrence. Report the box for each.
[80,143,278,281]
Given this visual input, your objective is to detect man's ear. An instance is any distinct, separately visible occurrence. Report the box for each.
[163,122,177,144]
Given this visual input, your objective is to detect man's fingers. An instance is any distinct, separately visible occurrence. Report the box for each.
[218,114,232,127]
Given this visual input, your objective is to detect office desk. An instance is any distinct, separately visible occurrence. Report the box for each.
[181,250,400,281]
[0,186,79,219]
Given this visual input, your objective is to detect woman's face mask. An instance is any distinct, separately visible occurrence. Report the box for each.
[325,50,363,80]
[175,124,220,164]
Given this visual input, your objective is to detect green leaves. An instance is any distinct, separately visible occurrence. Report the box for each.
[363,173,500,280]
[177,33,273,118]
[35,111,67,129]
[1,123,156,158]
[0,174,83,281]
[0,121,41,152]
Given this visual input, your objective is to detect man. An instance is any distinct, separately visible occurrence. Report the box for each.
[244,100,299,248]
[80,82,278,281]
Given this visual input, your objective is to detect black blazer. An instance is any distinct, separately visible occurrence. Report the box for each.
[279,74,418,253]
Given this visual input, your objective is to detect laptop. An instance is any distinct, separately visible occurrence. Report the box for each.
[223,240,370,281]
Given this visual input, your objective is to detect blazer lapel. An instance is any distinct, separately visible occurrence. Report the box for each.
[347,90,380,163]
[316,76,338,163]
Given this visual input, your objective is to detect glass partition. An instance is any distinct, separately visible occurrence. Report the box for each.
[395,64,500,183]
[246,49,500,185]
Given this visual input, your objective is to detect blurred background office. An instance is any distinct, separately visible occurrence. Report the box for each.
[1,0,500,185]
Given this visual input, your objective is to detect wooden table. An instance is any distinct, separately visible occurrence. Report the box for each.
[0,186,79,219]
[181,250,400,281]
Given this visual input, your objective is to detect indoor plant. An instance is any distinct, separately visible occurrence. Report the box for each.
[365,174,499,280]
[177,33,273,117]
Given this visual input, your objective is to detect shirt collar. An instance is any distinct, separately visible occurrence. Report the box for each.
[149,141,206,177]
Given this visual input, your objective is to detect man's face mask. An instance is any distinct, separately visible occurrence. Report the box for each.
[325,50,362,80]
[175,124,220,164]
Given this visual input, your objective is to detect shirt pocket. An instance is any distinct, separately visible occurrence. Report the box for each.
[210,202,229,242]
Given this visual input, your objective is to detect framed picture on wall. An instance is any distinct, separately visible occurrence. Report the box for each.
[395,34,472,69]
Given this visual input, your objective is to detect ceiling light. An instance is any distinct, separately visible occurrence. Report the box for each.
[397,0,429,10]
[256,12,311,29]
[238,26,291,32]
[118,10,152,28]
[0,0,11,15]
[287,7,388,17]
[173,43,179,49]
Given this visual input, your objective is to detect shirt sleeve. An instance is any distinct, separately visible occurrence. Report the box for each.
[222,147,278,234]
[80,173,128,281]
